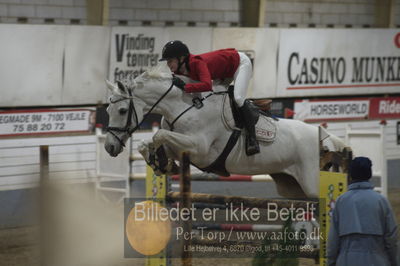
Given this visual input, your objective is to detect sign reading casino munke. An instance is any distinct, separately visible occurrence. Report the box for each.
[277,29,400,97]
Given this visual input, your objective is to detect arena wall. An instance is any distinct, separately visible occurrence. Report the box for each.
[0,0,399,28]
[0,24,110,107]
[1,24,398,107]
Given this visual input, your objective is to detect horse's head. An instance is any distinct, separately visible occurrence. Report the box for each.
[105,65,185,157]
[104,80,145,157]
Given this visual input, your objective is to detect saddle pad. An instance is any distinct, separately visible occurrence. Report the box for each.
[255,115,277,142]
[222,94,277,143]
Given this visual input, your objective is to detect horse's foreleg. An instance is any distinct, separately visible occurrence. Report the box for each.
[137,140,152,162]
[138,139,179,175]
[153,129,204,158]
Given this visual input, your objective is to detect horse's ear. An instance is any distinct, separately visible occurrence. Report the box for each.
[105,79,117,93]
[116,81,126,93]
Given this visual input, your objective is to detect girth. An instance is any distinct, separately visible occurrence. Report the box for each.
[194,86,242,177]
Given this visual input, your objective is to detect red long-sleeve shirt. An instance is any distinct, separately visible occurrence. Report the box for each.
[174,48,240,93]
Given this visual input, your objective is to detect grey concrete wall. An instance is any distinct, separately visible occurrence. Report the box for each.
[0,0,399,28]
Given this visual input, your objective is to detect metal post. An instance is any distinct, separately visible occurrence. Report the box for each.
[40,145,49,184]
[39,145,49,266]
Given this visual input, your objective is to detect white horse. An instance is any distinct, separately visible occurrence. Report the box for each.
[104,65,347,198]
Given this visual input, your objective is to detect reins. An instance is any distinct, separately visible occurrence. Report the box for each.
[107,78,228,144]
[107,80,174,146]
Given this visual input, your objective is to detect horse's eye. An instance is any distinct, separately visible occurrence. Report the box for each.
[119,108,128,115]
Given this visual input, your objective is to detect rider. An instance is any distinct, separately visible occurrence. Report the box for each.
[159,40,260,156]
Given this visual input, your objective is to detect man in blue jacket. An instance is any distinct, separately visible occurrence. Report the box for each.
[327,157,398,266]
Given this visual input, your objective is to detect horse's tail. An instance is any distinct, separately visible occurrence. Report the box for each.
[329,133,351,153]
[319,126,352,153]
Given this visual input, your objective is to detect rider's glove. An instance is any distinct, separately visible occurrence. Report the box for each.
[172,76,186,91]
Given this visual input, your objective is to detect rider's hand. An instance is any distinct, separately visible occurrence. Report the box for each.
[172,76,186,91]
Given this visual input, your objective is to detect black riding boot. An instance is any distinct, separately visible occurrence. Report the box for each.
[239,100,260,156]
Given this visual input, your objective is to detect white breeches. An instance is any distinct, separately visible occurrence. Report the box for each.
[233,52,253,107]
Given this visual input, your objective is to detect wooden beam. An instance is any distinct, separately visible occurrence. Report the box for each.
[374,0,395,28]
[86,0,109,25]
[240,0,266,27]
[40,145,49,183]
[180,152,192,266]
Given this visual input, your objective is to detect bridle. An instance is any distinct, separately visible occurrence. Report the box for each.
[106,78,227,147]
[107,80,174,147]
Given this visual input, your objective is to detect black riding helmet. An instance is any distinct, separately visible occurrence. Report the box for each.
[159,40,189,61]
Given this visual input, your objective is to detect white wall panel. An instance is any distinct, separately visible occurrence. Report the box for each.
[50,153,96,162]
[0,165,40,176]
[0,135,97,190]
[0,24,64,107]
[51,170,96,180]
[62,26,111,105]
[0,156,38,167]
[50,161,95,171]
[0,25,110,107]
[0,147,38,157]
[212,28,279,98]
[0,174,40,191]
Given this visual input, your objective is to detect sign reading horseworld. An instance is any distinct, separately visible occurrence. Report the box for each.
[294,99,370,122]
[277,29,400,97]
[294,97,400,122]
[0,109,94,137]
[109,27,168,83]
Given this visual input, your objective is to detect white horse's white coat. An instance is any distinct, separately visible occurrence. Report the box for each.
[104,66,346,198]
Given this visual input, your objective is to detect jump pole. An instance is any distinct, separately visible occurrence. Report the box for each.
[39,145,49,266]
[171,173,273,182]
[180,152,192,266]
[167,192,314,210]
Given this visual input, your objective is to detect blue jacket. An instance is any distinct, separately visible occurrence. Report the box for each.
[327,181,398,266]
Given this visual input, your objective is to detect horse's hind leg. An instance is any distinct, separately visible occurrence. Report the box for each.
[271,173,307,199]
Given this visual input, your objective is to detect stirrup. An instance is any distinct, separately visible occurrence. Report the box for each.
[245,136,260,156]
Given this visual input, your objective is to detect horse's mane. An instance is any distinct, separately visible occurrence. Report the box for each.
[140,64,172,80]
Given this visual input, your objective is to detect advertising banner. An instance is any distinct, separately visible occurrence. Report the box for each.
[109,27,213,85]
[109,27,168,84]
[369,97,400,119]
[278,29,400,97]
[0,109,95,137]
[294,99,370,122]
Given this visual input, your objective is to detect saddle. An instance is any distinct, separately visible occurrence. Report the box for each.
[222,88,277,143]
[199,87,278,176]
